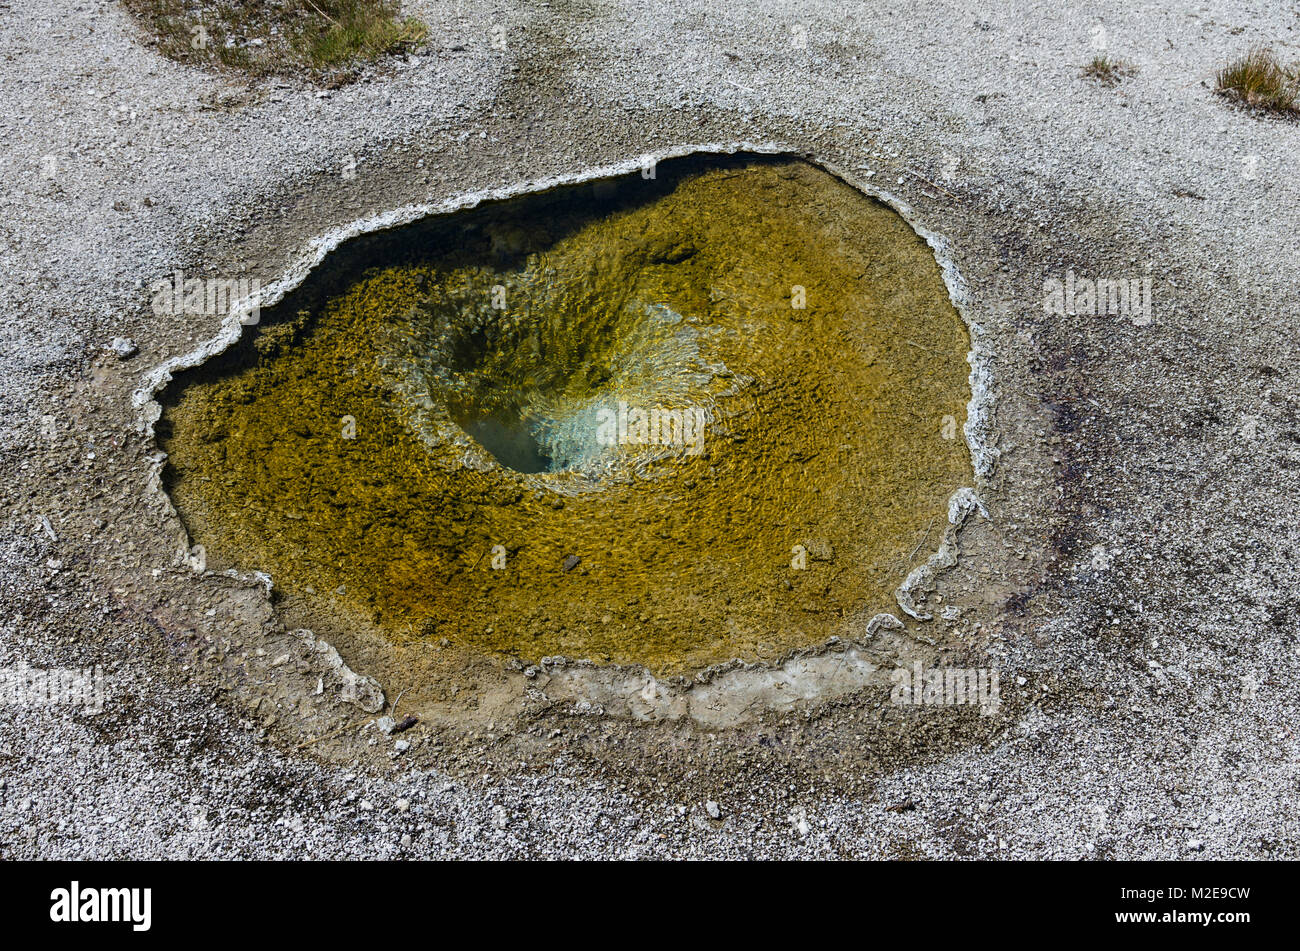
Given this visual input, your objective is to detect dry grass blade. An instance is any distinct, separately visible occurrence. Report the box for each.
[1081,55,1136,87]
[1215,47,1300,115]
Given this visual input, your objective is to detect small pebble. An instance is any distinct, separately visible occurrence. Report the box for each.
[108,337,137,358]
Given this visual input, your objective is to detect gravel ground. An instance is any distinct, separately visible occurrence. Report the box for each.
[1,0,1298,859]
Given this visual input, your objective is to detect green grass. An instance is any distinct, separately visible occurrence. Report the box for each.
[299,0,427,68]
[1081,55,1136,87]
[1215,47,1300,115]
[123,0,427,84]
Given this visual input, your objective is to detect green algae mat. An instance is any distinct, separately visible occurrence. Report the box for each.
[159,154,973,673]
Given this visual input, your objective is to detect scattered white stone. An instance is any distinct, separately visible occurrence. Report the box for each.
[108,337,137,358]
[292,629,384,712]
[865,613,903,637]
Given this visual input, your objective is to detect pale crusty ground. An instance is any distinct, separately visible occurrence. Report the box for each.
[1,0,1298,858]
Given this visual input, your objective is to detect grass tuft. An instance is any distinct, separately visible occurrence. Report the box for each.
[1081,55,1136,87]
[1215,47,1300,115]
[123,0,427,85]
[299,0,427,69]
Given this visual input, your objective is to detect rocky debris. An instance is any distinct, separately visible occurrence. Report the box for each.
[391,715,418,734]
[292,629,385,713]
[895,488,988,620]
[866,612,904,637]
[107,337,138,359]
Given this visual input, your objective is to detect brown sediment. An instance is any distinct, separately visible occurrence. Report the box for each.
[159,155,973,674]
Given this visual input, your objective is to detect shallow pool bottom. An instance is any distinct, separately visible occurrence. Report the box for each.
[159,154,974,674]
